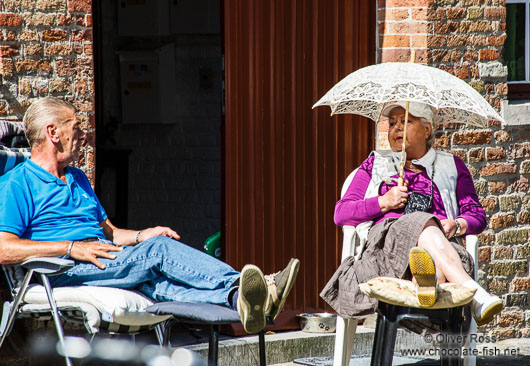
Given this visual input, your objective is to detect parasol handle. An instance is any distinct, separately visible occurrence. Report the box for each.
[398,101,410,186]
[398,51,416,186]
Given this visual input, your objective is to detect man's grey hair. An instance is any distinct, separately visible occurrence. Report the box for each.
[23,97,75,147]
[420,117,435,149]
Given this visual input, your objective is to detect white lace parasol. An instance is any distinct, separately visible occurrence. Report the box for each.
[313,62,504,127]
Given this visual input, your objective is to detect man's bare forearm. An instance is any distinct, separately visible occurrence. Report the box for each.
[0,231,70,264]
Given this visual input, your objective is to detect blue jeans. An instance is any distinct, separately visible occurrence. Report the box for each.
[49,236,240,307]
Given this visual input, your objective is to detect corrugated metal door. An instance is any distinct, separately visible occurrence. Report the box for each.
[223,0,376,319]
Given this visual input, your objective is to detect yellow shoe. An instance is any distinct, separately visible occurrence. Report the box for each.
[409,247,438,307]
[472,296,503,326]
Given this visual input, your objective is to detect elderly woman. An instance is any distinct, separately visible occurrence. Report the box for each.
[321,101,503,326]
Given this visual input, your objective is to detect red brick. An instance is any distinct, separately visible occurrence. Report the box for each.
[42,29,69,42]
[496,83,508,95]
[485,7,506,19]
[427,35,446,47]
[25,44,43,56]
[19,29,39,41]
[490,213,515,229]
[15,59,52,74]
[429,49,461,63]
[447,35,469,47]
[0,45,18,57]
[0,13,23,27]
[488,34,507,46]
[486,147,506,161]
[411,8,430,20]
[446,7,466,19]
[478,247,490,262]
[5,30,17,41]
[485,82,494,94]
[381,8,409,20]
[434,21,459,34]
[55,58,76,76]
[480,49,499,61]
[462,20,492,33]
[86,14,92,27]
[468,147,484,162]
[510,176,529,192]
[517,211,530,224]
[464,50,478,62]
[387,0,434,6]
[381,35,410,48]
[512,278,530,292]
[411,35,428,48]
[480,196,497,211]
[45,44,73,56]
[488,181,506,194]
[469,35,487,46]
[479,163,517,177]
[74,77,89,94]
[72,29,92,42]
[434,132,450,148]
[497,312,523,327]
[73,44,84,54]
[0,58,14,77]
[454,65,469,79]
[453,131,491,145]
[68,0,91,12]
[427,8,446,21]
[386,21,432,34]
[0,104,6,116]
[57,14,75,26]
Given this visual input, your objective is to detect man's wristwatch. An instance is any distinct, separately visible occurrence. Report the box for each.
[454,219,462,237]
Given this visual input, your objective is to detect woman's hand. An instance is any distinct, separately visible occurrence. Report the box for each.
[441,219,456,238]
[441,218,467,238]
[378,180,409,213]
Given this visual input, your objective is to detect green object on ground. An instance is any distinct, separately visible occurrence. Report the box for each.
[204,231,222,259]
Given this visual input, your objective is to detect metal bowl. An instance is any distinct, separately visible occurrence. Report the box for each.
[297,313,337,333]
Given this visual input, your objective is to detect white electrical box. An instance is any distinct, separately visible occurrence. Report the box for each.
[118,0,170,36]
[170,0,220,34]
[119,45,176,124]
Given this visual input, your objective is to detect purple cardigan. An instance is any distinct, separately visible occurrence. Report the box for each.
[335,154,486,234]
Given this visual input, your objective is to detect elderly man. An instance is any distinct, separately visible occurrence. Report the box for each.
[0,97,299,335]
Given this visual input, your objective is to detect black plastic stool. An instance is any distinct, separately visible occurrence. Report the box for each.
[371,301,465,366]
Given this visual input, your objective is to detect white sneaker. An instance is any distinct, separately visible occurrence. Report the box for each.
[471,295,503,326]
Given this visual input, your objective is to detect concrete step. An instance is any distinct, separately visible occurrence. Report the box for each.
[184,325,430,366]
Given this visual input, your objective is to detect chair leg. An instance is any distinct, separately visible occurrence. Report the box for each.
[258,330,266,366]
[208,324,220,366]
[333,316,358,366]
[0,269,35,349]
[371,304,398,366]
[40,274,72,366]
[464,318,477,366]
[441,308,463,366]
[154,323,165,347]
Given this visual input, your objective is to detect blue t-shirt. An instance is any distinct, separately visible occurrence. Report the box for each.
[0,159,107,241]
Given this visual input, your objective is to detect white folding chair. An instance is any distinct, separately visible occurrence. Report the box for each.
[333,170,478,366]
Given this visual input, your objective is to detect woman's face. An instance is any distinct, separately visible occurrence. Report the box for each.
[387,107,432,158]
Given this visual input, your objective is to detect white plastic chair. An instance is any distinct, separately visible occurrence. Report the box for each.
[333,170,478,366]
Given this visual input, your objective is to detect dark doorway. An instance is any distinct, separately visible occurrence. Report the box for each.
[92,0,223,249]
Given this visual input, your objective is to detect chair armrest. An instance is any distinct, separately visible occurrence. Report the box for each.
[21,257,74,276]
[464,234,478,281]
[341,226,357,262]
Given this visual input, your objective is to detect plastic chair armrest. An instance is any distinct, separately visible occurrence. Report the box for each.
[21,257,74,275]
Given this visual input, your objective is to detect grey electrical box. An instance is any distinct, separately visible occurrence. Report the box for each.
[118,0,170,36]
[119,45,176,124]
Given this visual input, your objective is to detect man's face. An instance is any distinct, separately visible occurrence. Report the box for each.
[56,108,85,162]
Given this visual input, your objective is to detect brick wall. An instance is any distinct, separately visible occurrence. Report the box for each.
[0,0,95,182]
[378,0,530,338]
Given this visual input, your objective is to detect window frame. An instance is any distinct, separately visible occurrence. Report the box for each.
[506,0,530,99]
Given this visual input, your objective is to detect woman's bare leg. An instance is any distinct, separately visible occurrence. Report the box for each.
[417,219,473,284]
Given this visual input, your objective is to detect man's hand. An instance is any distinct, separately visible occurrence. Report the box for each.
[378,180,409,213]
[70,241,123,270]
[137,226,180,243]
